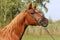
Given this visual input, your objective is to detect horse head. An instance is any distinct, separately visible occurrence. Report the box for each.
[25,3,48,27]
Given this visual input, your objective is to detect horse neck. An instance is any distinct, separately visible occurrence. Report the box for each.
[2,12,28,39]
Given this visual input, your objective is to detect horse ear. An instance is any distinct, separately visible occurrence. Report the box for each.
[28,2,32,9]
[34,3,36,9]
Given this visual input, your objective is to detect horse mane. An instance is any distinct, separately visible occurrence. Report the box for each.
[1,11,26,34]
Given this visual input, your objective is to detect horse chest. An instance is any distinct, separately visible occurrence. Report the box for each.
[0,31,19,40]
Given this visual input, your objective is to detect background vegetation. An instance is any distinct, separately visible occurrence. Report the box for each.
[0,0,60,40]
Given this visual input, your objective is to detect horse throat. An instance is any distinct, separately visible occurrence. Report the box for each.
[15,19,28,40]
[11,13,28,40]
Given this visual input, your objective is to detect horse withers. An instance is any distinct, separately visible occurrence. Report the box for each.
[0,3,48,40]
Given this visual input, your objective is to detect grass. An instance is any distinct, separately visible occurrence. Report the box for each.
[22,34,60,40]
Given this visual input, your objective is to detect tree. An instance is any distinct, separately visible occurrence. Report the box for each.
[0,0,50,27]
[0,0,21,27]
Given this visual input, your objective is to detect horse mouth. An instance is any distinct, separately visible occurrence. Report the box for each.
[38,18,48,27]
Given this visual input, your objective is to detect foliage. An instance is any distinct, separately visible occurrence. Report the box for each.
[0,0,49,27]
[35,0,50,12]
[0,0,21,27]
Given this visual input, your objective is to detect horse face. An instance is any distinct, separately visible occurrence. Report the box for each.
[25,3,48,27]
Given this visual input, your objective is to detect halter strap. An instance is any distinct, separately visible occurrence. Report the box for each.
[28,12,40,25]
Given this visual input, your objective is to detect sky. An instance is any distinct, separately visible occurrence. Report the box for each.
[44,0,60,22]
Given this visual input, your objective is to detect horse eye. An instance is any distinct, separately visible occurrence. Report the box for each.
[31,13,35,15]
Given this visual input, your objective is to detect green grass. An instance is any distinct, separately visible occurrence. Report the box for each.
[22,34,60,40]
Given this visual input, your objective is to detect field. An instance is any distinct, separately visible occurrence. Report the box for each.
[0,0,60,40]
[22,34,60,40]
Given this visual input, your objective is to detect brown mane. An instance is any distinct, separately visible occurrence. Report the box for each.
[0,12,27,40]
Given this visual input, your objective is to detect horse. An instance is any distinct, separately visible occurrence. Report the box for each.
[0,3,48,40]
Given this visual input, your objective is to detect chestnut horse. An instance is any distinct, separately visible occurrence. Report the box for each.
[0,3,48,40]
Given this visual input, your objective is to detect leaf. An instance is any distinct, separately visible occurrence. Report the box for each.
[43,3,48,13]
[44,6,48,13]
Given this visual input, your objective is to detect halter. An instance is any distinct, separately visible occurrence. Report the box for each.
[28,12,41,25]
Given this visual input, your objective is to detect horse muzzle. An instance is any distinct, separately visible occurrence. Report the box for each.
[38,18,48,27]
